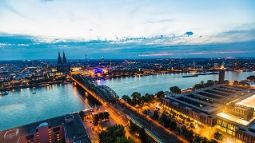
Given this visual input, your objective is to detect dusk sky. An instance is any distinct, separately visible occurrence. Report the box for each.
[0,0,255,60]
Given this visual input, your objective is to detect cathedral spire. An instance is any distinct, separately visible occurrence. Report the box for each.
[57,52,62,64]
[62,51,67,64]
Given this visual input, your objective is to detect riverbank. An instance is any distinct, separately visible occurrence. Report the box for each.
[0,79,72,92]
[96,70,252,80]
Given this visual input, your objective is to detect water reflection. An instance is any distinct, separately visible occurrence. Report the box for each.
[0,84,85,130]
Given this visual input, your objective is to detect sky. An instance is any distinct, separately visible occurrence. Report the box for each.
[0,0,255,60]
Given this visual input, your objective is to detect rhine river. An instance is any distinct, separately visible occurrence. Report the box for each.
[0,71,254,130]
[0,84,86,130]
[103,71,255,96]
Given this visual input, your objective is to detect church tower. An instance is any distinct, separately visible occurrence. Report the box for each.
[62,52,67,64]
[57,52,62,64]
[57,51,70,73]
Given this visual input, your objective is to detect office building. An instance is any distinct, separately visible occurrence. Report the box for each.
[162,85,255,143]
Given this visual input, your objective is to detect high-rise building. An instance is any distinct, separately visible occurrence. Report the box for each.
[218,63,225,84]
[219,69,225,84]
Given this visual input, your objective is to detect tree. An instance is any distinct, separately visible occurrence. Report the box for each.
[214,131,223,141]
[206,80,215,87]
[193,134,203,143]
[99,125,133,143]
[193,80,215,90]
[155,91,165,99]
[129,121,140,133]
[93,114,99,125]
[233,80,239,86]
[79,111,85,120]
[122,95,132,104]
[114,137,134,143]
[131,92,142,105]
[247,75,255,81]
[159,112,171,127]
[152,110,159,120]
[139,128,150,143]
[103,112,110,119]
[170,86,182,94]
[224,80,230,85]
[142,93,154,103]
[181,126,194,142]
[169,119,177,130]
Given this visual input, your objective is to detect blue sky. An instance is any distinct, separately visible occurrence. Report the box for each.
[0,0,255,60]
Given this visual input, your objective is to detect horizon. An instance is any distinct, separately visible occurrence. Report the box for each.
[0,0,255,60]
[0,57,255,62]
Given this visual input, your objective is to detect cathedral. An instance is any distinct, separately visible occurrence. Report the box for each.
[57,52,70,73]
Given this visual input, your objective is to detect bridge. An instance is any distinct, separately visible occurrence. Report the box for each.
[70,74,186,143]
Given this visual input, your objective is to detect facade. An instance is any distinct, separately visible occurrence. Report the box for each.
[18,123,65,143]
[0,114,91,143]
[162,85,255,143]
[225,104,254,121]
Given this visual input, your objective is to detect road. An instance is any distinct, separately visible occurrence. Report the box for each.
[113,101,187,143]
[71,75,187,143]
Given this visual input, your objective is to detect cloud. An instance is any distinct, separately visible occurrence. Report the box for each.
[1,0,28,18]
[186,50,250,55]
[0,33,255,60]
[144,18,174,24]
[138,52,173,57]
[41,0,55,2]
[184,31,194,37]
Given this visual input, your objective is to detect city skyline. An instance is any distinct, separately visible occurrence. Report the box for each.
[0,0,255,59]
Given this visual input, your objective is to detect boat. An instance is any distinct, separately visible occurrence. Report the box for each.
[196,72,208,75]
[207,72,218,75]
[182,74,198,78]
[0,91,9,96]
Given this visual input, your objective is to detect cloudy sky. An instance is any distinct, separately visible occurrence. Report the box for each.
[0,0,255,60]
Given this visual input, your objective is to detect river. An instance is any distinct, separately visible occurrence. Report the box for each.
[0,84,86,130]
[103,71,255,96]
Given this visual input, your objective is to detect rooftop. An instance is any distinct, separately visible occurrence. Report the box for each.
[165,85,255,115]
[237,94,255,109]
[216,112,253,126]
[0,113,91,143]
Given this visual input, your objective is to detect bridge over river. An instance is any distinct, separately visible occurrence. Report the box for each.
[70,74,187,143]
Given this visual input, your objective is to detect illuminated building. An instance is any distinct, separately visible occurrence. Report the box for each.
[0,114,91,143]
[162,85,255,143]
[18,122,64,143]
[57,52,70,73]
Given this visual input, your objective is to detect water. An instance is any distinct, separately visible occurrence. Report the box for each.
[0,84,86,130]
[0,71,254,130]
[104,71,255,96]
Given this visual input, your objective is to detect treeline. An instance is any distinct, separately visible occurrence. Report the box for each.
[193,80,216,90]
[247,75,255,81]
[129,121,153,143]
[122,91,165,106]
[93,112,110,125]
[148,111,219,143]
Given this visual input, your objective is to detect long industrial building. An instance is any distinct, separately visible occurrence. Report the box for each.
[162,85,255,143]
